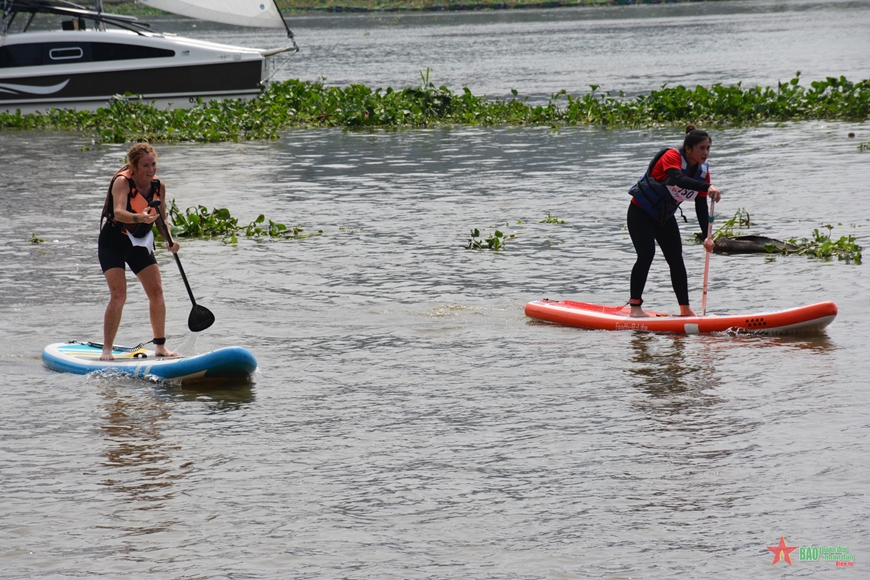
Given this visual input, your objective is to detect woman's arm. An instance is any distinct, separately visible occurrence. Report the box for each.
[112,178,159,226]
[112,178,134,223]
[664,168,710,192]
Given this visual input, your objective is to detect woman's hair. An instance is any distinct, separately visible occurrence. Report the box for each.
[125,142,157,173]
[683,124,711,149]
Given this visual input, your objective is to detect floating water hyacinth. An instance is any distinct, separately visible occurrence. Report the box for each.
[712,208,755,239]
[779,225,863,264]
[466,228,514,250]
[695,211,863,265]
[2,74,868,143]
[540,213,566,224]
[167,200,321,244]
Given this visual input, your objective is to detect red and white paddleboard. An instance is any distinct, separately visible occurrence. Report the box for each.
[524,300,837,335]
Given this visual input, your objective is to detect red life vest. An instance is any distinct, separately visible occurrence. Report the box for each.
[101,167,162,238]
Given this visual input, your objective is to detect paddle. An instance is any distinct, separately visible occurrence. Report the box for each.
[148,200,215,332]
[701,199,716,316]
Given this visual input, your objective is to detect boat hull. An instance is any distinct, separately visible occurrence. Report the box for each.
[1,30,269,113]
[42,342,258,382]
[524,300,838,335]
[1,61,264,113]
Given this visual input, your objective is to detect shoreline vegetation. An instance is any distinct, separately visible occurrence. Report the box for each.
[105,0,721,15]
[1,73,868,144]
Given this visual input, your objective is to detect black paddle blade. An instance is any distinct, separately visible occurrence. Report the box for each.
[188,304,215,332]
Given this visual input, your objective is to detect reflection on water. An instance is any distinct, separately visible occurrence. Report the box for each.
[627,334,722,412]
[161,379,257,409]
[94,374,253,507]
[726,332,836,353]
[97,380,179,506]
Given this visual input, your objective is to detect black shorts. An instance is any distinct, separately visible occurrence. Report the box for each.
[98,223,157,275]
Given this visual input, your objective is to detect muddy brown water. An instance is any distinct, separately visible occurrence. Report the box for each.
[2,1,869,578]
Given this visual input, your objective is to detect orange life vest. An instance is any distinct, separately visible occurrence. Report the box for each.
[101,167,162,238]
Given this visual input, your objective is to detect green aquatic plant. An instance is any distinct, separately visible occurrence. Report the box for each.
[540,213,566,224]
[167,200,320,244]
[168,201,239,241]
[30,233,45,244]
[243,214,322,240]
[2,74,869,143]
[693,212,862,264]
[466,227,513,250]
[777,224,863,264]
[712,208,754,239]
[692,208,755,243]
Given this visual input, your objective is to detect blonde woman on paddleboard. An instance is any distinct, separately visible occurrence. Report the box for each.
[627,125,722,318]
[98,143,180,360]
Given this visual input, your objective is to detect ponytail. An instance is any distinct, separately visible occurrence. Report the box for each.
[683,124,711,149]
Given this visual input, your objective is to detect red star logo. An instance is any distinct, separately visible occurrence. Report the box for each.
[767,536,798,566]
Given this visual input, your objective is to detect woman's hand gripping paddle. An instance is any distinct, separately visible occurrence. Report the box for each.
[701,199,716,316]
[149,200,215,332]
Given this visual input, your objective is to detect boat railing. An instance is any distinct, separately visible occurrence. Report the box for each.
[3,0,152,36]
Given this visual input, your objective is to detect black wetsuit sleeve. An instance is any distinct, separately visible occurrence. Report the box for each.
[695,195,710,239]
[664,168,711,192]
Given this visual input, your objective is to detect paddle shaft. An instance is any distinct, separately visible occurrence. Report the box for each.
[147,200,215,332]
[149,203,199,308]
[701,199,716,316]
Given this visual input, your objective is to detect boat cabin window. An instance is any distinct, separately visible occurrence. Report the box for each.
[0,43,175,68]
[91,43,175,62]
[50,47,84,61]
[61,18,87,31]
[0,44,41,67]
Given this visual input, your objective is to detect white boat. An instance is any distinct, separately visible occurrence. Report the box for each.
[0,0,297,113]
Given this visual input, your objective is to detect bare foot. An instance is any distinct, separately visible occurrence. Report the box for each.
[679,305,698,317]
[100,351,115,361]
[155,347,179,357]
[630,306,650,318]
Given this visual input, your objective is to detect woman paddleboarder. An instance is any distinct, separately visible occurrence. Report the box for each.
[627,125,722,318]
[98,143,180,360]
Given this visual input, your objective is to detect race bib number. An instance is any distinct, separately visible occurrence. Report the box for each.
[667,185,699,203]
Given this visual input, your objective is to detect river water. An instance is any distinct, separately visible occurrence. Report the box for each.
[2,1,870,578]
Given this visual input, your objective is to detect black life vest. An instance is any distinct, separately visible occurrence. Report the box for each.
[629,147,708,225]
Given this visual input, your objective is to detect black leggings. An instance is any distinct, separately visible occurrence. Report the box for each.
[627,202,690,306]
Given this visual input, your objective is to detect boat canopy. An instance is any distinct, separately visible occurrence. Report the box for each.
[2,0,144,34]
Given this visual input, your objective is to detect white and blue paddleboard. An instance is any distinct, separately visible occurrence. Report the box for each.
[42,342,257,382]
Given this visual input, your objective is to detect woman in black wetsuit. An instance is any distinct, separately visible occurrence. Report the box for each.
[627,125,722,318]
[98,143,180,360]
